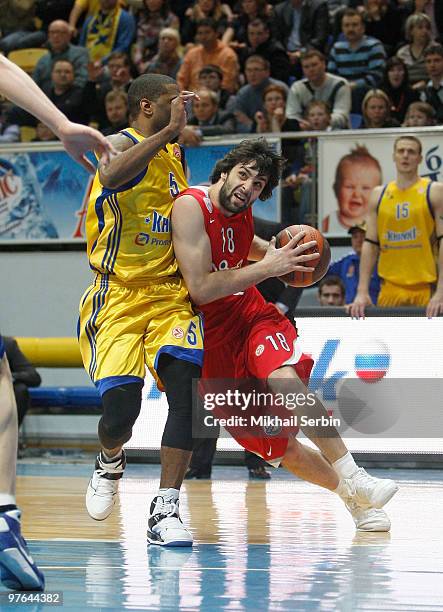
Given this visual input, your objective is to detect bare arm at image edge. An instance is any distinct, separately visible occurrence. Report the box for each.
[0,55,115,172]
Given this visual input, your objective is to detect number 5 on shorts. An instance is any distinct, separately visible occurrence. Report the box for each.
[187,321,197,346]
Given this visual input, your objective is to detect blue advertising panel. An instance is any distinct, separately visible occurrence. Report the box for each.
[0,140,281,243]
[0,150,91,242]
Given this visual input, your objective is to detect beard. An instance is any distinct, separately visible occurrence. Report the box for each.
[219,181,250,215]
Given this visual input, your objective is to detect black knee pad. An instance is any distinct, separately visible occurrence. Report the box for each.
[13,382,30,427]
[98,382,143,448]
[158,355,201,451]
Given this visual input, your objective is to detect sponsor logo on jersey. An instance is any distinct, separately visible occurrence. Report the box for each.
[135,232,150,246]
[134,233,171,247]
[384,226,418,242]
[263,424,282,437]
[204,196,213,213]
[151,210,170,233]
[172,326,184,339]
[255,344,265,356]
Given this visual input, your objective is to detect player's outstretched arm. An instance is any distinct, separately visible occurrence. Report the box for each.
[98,90,196,188]
[172,195,319,305]
[348,187,381,318]
[427,182,443,317]
[0,55,115,173]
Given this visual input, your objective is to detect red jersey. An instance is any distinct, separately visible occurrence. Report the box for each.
[179,186,268,349]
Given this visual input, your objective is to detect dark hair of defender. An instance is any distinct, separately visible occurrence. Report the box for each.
[210,138,286,201]
[127,73,175,120]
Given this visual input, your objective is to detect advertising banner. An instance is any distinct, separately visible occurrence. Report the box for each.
[0,140,280,243]
[318,132,442,237]
[126,316,443,454]
[0,150,91,242]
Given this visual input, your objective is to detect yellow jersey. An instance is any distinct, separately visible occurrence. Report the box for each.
[377,177,436,285]
[86,127,188,284]
[76,0,126,15]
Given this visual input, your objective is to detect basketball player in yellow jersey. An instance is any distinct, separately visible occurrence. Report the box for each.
[350,135,443,318]
[78,74,204,546]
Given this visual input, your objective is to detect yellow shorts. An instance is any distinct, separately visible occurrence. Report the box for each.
[377,279,431,308]
[78,274,203,395]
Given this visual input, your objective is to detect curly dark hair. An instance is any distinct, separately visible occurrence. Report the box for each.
[210,138,285,200]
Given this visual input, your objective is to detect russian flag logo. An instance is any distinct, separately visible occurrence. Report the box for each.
[354,341,390,383]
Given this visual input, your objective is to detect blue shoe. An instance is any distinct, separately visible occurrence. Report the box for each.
[0,510,45,591]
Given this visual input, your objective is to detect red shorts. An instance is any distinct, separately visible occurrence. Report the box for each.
[201,306,314,465]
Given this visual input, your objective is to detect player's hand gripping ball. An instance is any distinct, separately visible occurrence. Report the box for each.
[275,224,331,287]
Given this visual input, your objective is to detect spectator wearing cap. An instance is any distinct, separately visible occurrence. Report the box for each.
[327,221,380,305]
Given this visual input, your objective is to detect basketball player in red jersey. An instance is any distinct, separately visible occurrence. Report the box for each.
[172,139,398,531]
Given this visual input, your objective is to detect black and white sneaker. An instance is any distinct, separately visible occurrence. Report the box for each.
[147,496,193,547]
[86,450,126,520]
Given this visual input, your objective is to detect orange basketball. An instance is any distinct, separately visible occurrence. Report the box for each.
[275,224,331,287]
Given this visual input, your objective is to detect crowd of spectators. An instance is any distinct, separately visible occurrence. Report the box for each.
[0,0,441,231]
[0,0,441,144]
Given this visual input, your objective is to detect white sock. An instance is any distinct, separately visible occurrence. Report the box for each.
[158,488,180,502]
[333,452,358,479]
[102,449,122,462]
[333,479,349,498]
[152,488,180,516]
[0,494,16,506]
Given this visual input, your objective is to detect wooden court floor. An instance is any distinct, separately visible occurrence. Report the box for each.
[5,461,443,611]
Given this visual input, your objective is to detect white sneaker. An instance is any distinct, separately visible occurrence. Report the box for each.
[346,468,398,508]
[86,450,126,520]
[345,500,391,532]
[147,496,193,547]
